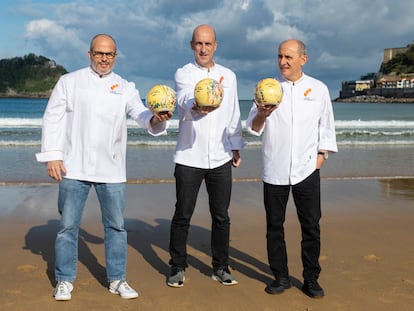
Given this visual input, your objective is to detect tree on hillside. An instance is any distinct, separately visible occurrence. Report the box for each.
[380,45,414,75]
[0,54,67,94]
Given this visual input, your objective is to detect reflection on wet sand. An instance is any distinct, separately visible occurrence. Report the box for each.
[379,178,414,199]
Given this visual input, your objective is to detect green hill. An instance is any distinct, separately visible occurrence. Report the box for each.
[0,53,67,98]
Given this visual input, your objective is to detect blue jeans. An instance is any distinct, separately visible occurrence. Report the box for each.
[55,179,127,282]
[169,162,232,270]
[264,169,321,281]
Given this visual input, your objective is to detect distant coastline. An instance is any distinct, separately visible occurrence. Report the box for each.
[0,90,51,99]
[2,93,414,103]
[334,95,414,103]
[0,95,50,99]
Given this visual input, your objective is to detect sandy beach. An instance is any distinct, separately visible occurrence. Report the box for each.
[1,178,414,311]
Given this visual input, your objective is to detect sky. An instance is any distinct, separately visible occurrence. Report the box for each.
[0,0,413,99]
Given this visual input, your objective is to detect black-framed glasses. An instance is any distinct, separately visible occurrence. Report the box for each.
[91,51,117,59]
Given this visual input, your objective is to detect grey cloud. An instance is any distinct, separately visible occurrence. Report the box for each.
[19,0,414,98]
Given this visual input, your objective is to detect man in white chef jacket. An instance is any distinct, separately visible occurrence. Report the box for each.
[36,34,171,301]
[247,39,337,298]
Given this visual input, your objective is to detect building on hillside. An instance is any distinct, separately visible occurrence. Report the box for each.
[399,78,414,88]
[338,41,414,100]
[383,41,414,63]
[340,75,414,99]
[376,76,399,88]
[46,60,56,68]
[339,79,373,98]
[376,74,414,89]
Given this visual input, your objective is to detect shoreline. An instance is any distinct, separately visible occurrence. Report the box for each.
[1,175,414,187]
[3,145,414,183]
[334,95,414,103]
[1,179,414,310]
[0,93,51,99]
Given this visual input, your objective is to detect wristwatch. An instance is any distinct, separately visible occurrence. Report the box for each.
[318,152,329,160]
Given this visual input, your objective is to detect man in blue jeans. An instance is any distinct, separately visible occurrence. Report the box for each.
[36,34,171,301]
[167,24,245,287]
[247,39,337,298]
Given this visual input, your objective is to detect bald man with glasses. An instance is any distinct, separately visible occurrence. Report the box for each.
[37,34,172,301]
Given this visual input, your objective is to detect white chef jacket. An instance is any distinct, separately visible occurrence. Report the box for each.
[246,74,337,185]
[173,62,246,169]
[36,67,168,183]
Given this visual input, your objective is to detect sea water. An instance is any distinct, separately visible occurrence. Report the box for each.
[1,98,414,182]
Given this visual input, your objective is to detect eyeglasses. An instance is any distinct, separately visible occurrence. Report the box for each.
[91,51,117,59]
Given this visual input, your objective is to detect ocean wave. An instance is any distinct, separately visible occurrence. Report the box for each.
[2,128,412,140]
[0,118,43,128]
[127,140,177,147]
[0,140,40,147]
[0,117,181,128]
[2,117,414,130]
[335,120,414,128]
[336,130,414,137]
[1,116,414,147]
[1,139,413,147]
[337,140,414,146]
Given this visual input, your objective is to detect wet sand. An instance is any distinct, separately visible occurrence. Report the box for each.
[1,178,414,310]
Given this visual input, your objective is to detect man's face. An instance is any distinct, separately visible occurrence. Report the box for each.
[278,40,307,82]
[88,35,117,75]
[191,26,217,69]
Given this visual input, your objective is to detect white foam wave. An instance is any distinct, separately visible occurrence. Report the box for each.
[0,140,40,147]
[127,140,177,147]
[336,130,414,136]
[335,120,414,128]
[0,118,43,128]
[1,139,413,147]
[337,140,414,146]
[1,118,413,130]
[0,140,177,147]
[0,118,181,129]
[127,119,180,128]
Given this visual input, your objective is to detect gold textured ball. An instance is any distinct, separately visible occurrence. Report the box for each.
[194,78,224,107]
[254,78,283,106]
[146,85,176,113]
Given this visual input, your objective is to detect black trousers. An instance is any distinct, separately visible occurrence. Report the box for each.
[169,161,232,270]
[264,169,321,281]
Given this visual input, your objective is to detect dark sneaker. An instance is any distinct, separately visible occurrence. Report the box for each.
[212,268,238,286]
[302,279,325,298]
[265,277,292,295]
[167,268,185,288]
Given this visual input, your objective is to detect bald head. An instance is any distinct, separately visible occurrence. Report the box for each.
[190,24,217,69]
[90,34,117,52]
[191,24,216,43]
[88,34,117,76]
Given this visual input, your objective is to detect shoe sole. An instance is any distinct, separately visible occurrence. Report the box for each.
[211,274,238,286]
[121,295,139,299]
[265,279,292,295]
[265,286,284,295]
[302,288,324,298]
[54,296,71,301]
[109,288,139,299]
[167,276,185,288]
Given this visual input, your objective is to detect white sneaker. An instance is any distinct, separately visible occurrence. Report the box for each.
[109,280,138,299]
[54,281,73,301]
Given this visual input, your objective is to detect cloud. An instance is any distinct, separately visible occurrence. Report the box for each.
[24,18,88,60]
[16,0,414,98]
